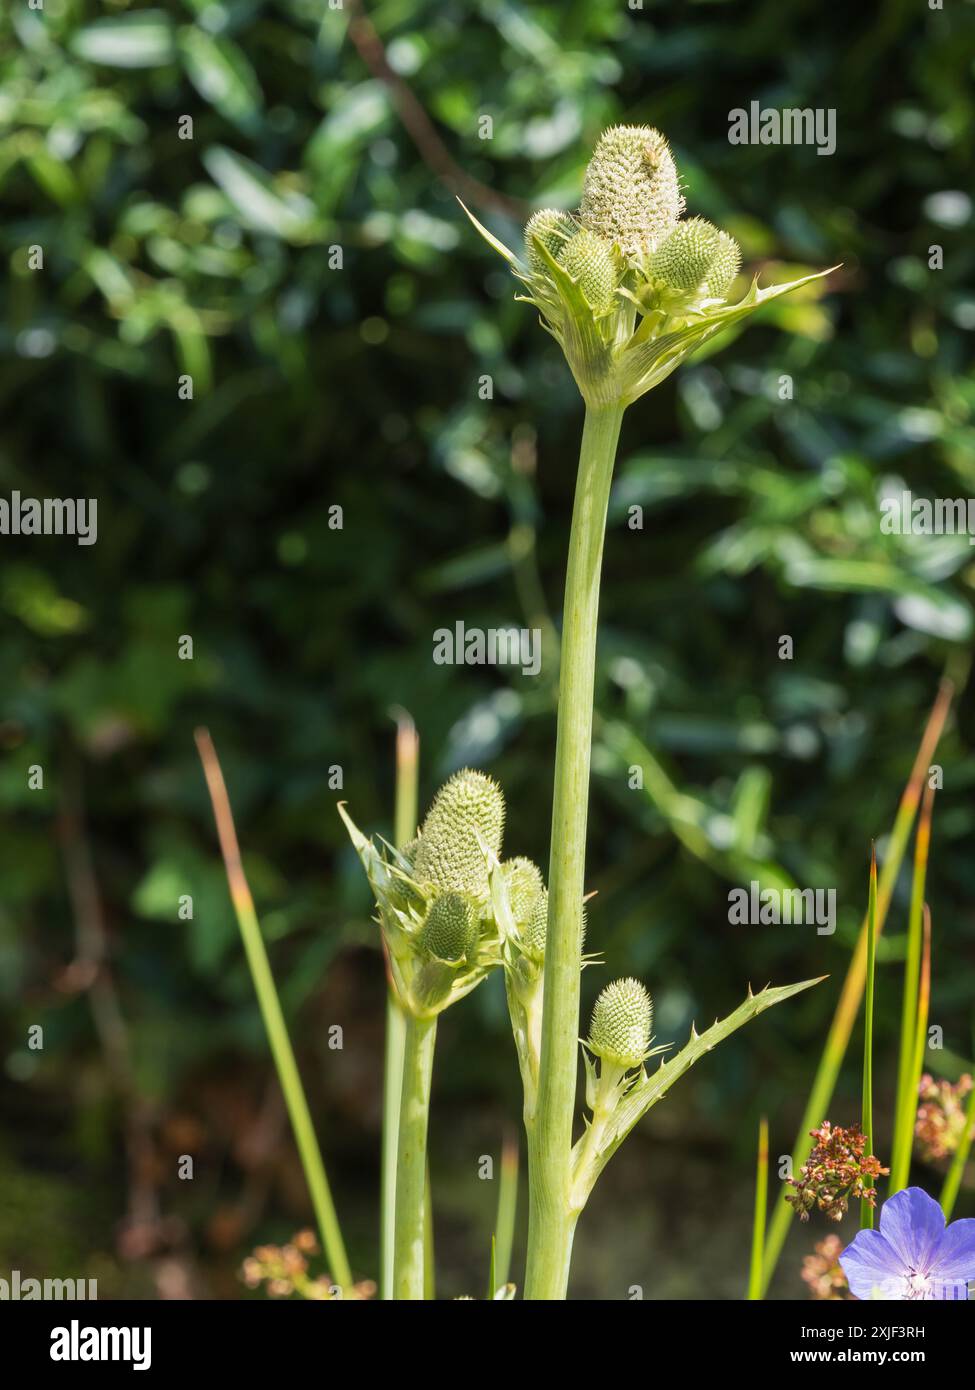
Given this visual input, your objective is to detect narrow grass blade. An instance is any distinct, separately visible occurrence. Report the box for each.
[194,728,353,1291]
[890,907,932,1197]
[890,781,935,1188]
[940,1066,975,1221]
[381,710,419,1300]
[747,1116,769,1300]
[860,845,878,1229]
[494,1130,519,1290]
[761,678,954,1291]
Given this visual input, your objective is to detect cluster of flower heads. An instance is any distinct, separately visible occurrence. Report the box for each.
[523,125,741,322]
[241,1231,374,1301]
[915,1073,974,1163]
[801,1234,853,1301]
[341,768,654,1069]
[786,1121,889,1223]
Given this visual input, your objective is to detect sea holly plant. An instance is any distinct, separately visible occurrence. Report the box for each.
[462,125,834,1299]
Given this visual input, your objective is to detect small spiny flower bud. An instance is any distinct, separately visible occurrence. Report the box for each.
[579,125,684,258]
[588,977,653,1069]
[649,217,722,291]
[522,887,548,961]
[557,229,619,312]
[416,891,478,963]
[524,209,576,275]
[703,229,741,298]
[504,857,544,925]
[413,768,504,897]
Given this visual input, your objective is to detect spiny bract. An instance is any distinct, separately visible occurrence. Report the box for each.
[504,857,544,925]
[524,208,576,275]
[413,768,504,897]
[578,125,684,258]
[557,229,618,312]
[588,977,653,1069]
[416,891,478,963]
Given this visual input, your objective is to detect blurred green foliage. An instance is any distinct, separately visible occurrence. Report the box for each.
[1,0,974,1298]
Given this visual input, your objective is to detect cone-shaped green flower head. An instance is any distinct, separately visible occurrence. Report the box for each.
[524,209,576,275]
[579,125,684,258]
[522,887,549,961]
[703,228,742,298]
[588,977,653,1069]
[650,217,721,290]
[413,768,505,897]
[416,891,478,963]
[557,229,619,313]
[649,218,742,300]
[504,857,544,925]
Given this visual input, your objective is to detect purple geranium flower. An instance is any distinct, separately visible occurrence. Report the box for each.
[840,1187,975,1300]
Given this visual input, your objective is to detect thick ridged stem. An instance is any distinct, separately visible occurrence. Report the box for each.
[393,1012,437,1299]
[525,403,624,1300]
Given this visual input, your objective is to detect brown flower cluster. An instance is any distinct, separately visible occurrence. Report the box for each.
[786,1121,889,1222]
[915,1073,974,1163]
[801,1234,853,1300]
[241,1230,375,1301]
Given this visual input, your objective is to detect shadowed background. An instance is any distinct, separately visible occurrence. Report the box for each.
[1,0,974,1299]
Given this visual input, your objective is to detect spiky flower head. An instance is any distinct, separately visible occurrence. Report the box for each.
[649,218,742,301]
[650,217,722,291]
[557,229,619,313]
[413,768,504,897]
[579,125,684,259]
[504,857,544,926]
[588,977,653,1069]
[703,228,741,298]
[416,891,478,963]
[521,887,548,961]
[524,209,576,275]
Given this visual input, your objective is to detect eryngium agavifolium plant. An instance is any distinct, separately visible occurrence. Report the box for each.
[461,126,832,1300]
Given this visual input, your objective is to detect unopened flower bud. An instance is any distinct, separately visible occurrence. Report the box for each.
[579,125,684,257]
[588,977,653,1069]
[557,229,618,312]
[522,887,548,961]
[503,857,544,926]
[524,209,576,274]
[416,891,478,963]
[650,217,721,290]
[703,228,741,298]
[413,768,505,896]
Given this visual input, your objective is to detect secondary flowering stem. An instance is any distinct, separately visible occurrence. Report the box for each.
[394,1012,437,1299]
[525,403,623,1300]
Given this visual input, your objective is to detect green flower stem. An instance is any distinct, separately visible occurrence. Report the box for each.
[381,994,407,1299]
[525,402,624,1300]
[394,1011,437,1299]
[381,712,419,1300]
